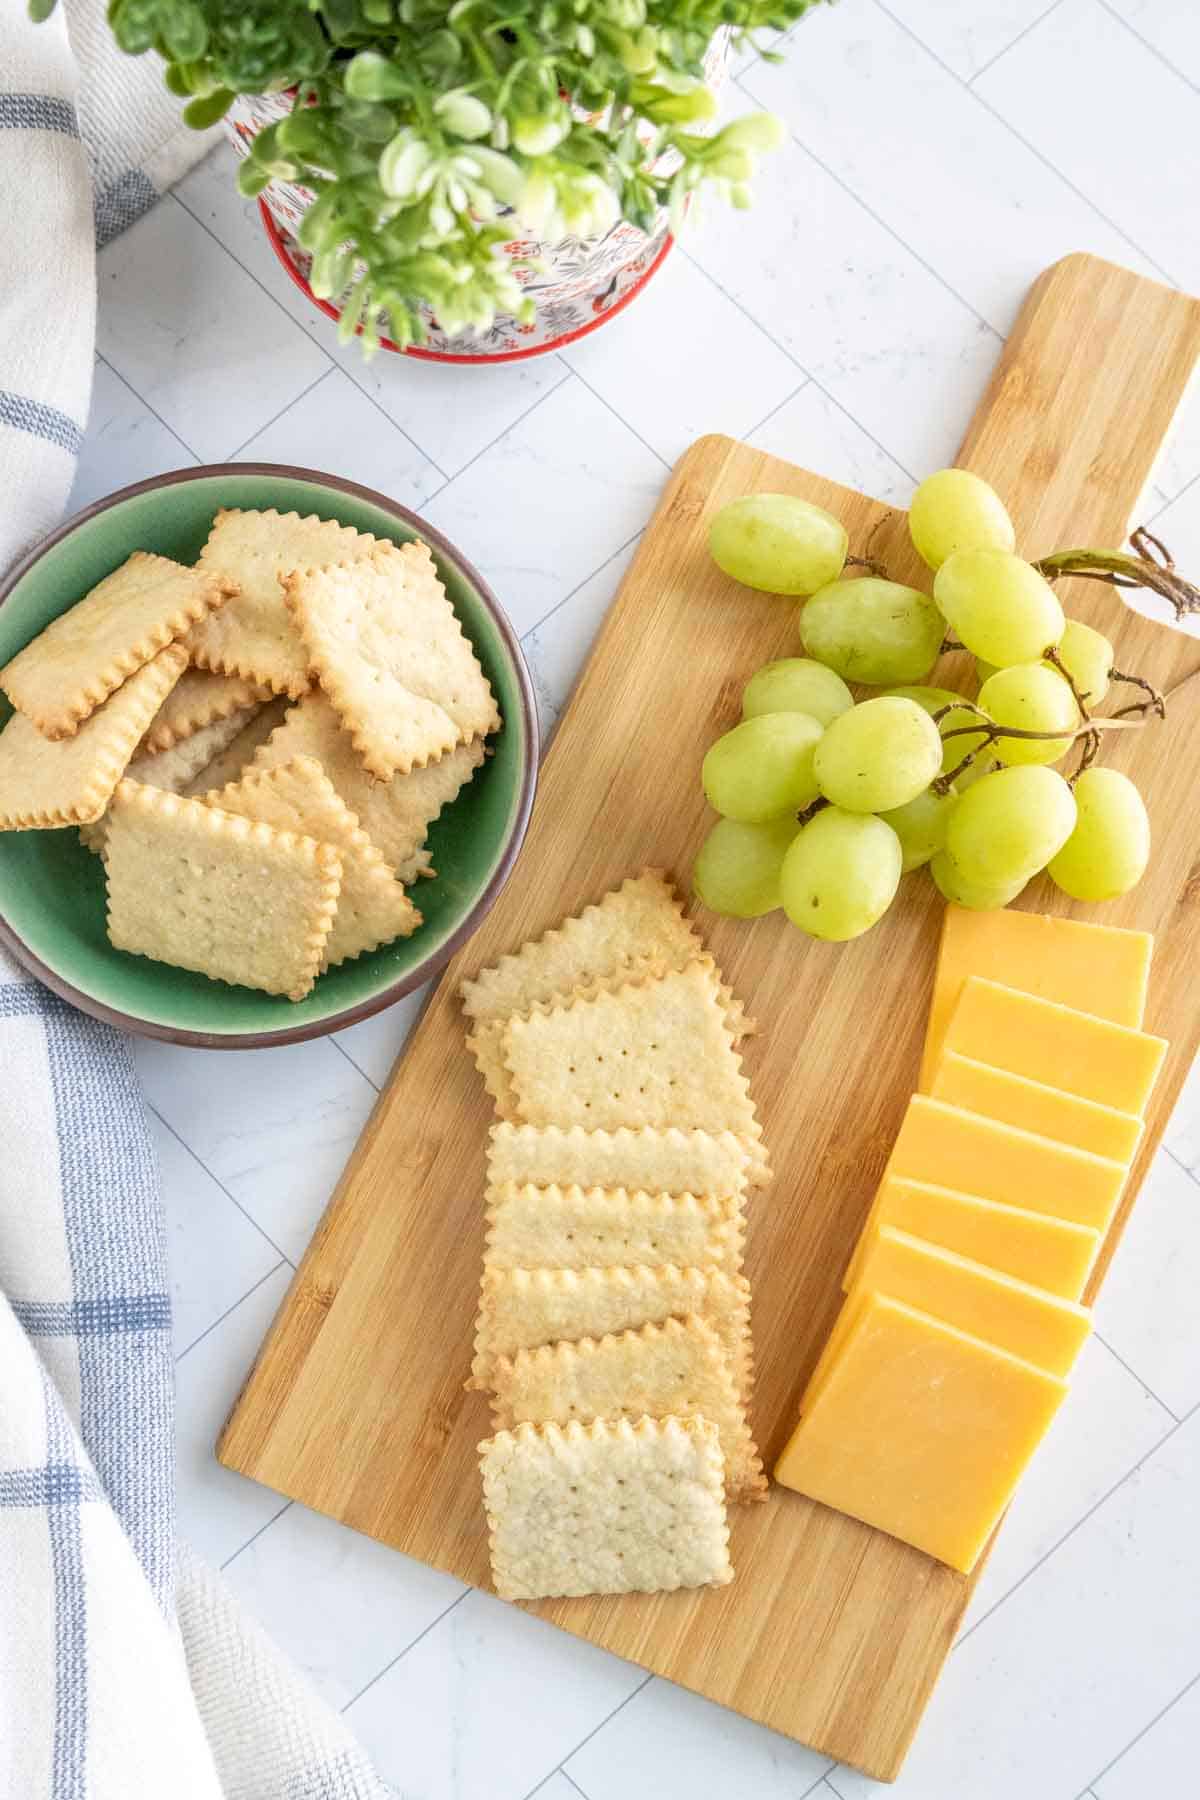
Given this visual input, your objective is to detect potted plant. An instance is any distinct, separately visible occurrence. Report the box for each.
[32,0,826,358]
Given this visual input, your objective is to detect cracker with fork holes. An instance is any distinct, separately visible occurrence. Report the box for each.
[284,539,500,778]
[479,1416,733,1600]
[103,779,341,1001]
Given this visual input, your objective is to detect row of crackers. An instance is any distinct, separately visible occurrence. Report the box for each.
[459,872,770,1602]
[0,509,500,998]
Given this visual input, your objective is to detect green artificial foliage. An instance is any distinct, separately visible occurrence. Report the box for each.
[33,0,828,351]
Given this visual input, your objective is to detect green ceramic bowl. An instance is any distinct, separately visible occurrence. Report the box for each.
[0,465,538,1047]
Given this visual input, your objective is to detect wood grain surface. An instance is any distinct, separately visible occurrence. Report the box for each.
[218,255,1200,1780]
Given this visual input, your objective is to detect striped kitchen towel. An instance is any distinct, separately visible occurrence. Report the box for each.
[0,2,217,571]
[0,943,396,1798]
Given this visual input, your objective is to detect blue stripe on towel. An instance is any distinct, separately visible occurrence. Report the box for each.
[0,391,83,456]
[13,1294,172,1338]
[95,169,159,248]
[0,93,78,137]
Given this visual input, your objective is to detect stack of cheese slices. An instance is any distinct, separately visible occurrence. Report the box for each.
[461,871,769,1603]
[775,906,1168,1575]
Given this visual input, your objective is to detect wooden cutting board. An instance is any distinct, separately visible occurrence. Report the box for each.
[219,255,1200,1780]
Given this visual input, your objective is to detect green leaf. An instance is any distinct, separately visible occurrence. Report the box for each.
[160,3,207,63]
[182,88,234,130]
[27,0,59,23]
[236,161,274,199]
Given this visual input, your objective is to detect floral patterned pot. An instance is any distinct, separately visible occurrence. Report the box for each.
[224,31,730,360]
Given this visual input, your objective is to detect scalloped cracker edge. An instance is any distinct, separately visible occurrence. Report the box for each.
[284,539,500,779]
[484,1182,742,1276]
[189,507,379,698]
[205,754,420,967]
[470,1262,753,1399]
[501,962,770,1184]
[0,646,189,830]
[0,552,235,740]
[486,1124,754,1201]
[140,668,273,753]
[104,779,342,1001]
[490,1315,765,1502]
[80,702,267,858]
[249,689,481,881]
[478,1415,732,1599]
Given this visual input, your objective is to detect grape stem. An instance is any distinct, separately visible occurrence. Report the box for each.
[796,796,829,827]
[845,555,889,579]
[1070,729,1102,784]
[930,701,1153,794]
[1033,526,1200,621]
[1109,667,1167,720]
[1043,644,1092,720]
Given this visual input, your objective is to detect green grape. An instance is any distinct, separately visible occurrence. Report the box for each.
[908,469,1015,571]
[813,696,944,814]
[742,658,853,727]
[1051,619,1112,706]
[975,658,999,685]
[929,850,1027,912]
[976,663,1079,766]
[780,808,902,941]
[709,494,848,596]
[945,764,1076,885]
[934,550,1065,667]
[692,816,801,917]
[883,685,991,778]
[701,712,823,823]
[880,785,958,873]
[1047,769,1150,901]
[799,577,944,685]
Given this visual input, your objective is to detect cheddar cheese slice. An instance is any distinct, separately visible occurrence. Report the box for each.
[774,1290,1069,1573]
[944,978,1167,1115]
[852,1226,1090,1377]
[920,906,1152,1091]
[845,1176,1100,1301]
[930,1050,1144,1165]
[845,1095,1126,1290]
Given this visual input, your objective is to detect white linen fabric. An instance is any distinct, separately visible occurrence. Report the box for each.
[0,10,396,1796]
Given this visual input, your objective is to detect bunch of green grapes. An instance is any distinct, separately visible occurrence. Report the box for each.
[693,472,1153,940]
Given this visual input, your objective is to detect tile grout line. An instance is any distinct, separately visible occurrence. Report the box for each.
[521,1671,653,1799]
[741,375,812,443]
[966,0,1068,85]
[681,242,921,485]
[1149,464,1200,519]
[93,348,204,469]
[807,1764,852,1800]
[419,357,573,494]
[148,1099,297,1272]
[339,1587,471,1713]
[559,1770,591,1800]
[732,71,1003,338]
[958,1392,1198,1646]
[1084,1662,1200,1791]
[328,1034,381,1093]
[871,0,1180,289]
[169,181,454,485]
[561,362,673,472]
[1090,1329,1181,1423]
[224,363,337,462]
[519,527,645,647]
[173,1257,289,1364]
[1163,1141,1200,1194]
[1095,0,1200,99]
[219,1498,293,1571]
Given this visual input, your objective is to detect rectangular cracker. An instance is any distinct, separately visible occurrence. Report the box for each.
[0,646,188,830]
[470,1262,752,1395]
[183,697,291,796]
[502,963,769,1183]
[284,539,501,778]
[491,1315,765,1501]
[484,1183,742,1276]
[0,553,235,739]
[205,754,420,967]
[470,955,749,1120]
[479,1416,732,1600]
[104,780,342,1001]
[140,668,272,753]
[249,689,483,880]
[486,1124,753,1201]
[189,508,378,698]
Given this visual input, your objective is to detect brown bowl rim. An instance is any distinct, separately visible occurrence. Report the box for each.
[0,462,539,1050]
